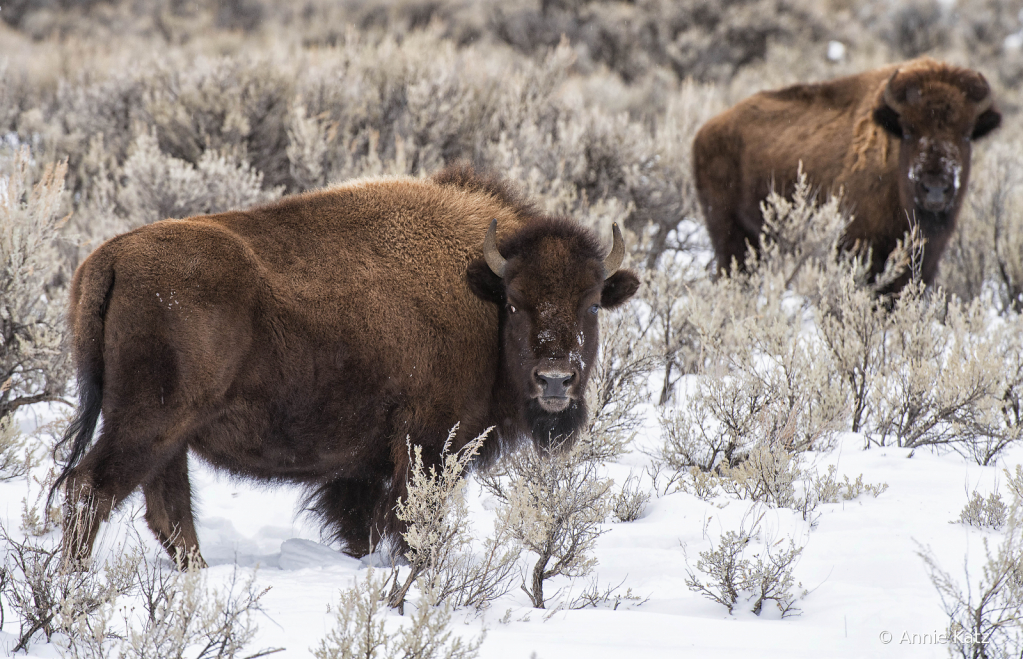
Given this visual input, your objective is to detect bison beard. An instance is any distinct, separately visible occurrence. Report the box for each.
[50,164,639,566]
[526,398,588,449]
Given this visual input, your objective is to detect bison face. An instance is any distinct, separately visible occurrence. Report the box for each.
[467,219,639,436]
[873,67,1001,222]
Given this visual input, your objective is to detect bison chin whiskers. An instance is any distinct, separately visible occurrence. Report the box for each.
[526,398,586,452]
[912,207,955,233]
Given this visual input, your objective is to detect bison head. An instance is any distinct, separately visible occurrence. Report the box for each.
[872,63,1000,224]
[467,218,639,442]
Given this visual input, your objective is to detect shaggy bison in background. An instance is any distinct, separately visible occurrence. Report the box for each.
[693,57,1001,290]
[52,164,640,566]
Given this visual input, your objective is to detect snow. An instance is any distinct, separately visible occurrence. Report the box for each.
[2,403,1020,658]
[827,41,846,63]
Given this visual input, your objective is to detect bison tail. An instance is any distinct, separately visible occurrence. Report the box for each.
[48,249,117,511]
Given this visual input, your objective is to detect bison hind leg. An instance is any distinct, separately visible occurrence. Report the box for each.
[61,475,115,569]
[305,477,389,558]
[142,448,206,569]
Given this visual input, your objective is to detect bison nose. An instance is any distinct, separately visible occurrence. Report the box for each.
[536,371,575,398]
[920,180,953,209]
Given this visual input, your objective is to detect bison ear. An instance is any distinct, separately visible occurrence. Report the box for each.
[467,258,505,304]
[600,270,639,310]
[972,108,1001,140]
[873,105,903,138]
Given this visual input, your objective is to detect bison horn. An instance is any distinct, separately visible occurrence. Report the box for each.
[604,222,625,278]
[882,71,903,112]
[483,218,507,278]
[973,88,994,117]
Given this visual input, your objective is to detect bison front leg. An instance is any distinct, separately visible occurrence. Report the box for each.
[309,477,386,558]
[142,448,206,569]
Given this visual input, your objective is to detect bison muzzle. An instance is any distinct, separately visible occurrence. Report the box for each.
[51,164,640,567]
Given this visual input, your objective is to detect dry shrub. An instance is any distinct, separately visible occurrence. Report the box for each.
[640,263,700,405]
[0,417,26,480]
[0,410,47,483]
[580,305,658,463]
[716,444,804,508]
[480,439,613,610]
[655,401,888,515]
[1007,466,1023,502]
[124,54,294,190]
[954,468,1023,532]
[0,148,73,421]
[655,175,852,462]
[795,465,888,525]
[2,29,725,274]
[956,490,1008,531]
[315,569,483,659]
[647,181,860,504]
[490,0,832,83]
[1,450,277,658]
[1,528,278,658]
[665,168,1023,464]
[487,58,722,264]
[567,576,648,611]
[880,0,951,58]
[0,511,139,654]
[868,288,1023,462]
[920,476,1023,659]
[684,511,807,618]
[609,474,651,524]
[940,138,1023,313]
[66,557,280,659]
[812,257,897,434]
[814,235,1023,464]
[115,130,282,230]
[388,426,519,614]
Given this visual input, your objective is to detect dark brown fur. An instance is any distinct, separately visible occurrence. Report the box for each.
[693,58,1001,290]
[52,164,640,565]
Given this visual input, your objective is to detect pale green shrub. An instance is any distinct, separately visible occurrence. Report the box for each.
[389,426,520,614]
[684,512,807,618]
[315,569,483,659]
[66,558,280,659]
[956,491,1008,530]
[0,149,72,421]
[0,413,31,481]
[0,520,139,653]
[920,482,1023,659]
[480,440,612,609]
[609,474,650,524]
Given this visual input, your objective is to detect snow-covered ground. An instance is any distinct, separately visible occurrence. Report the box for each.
[2,400,1020,658]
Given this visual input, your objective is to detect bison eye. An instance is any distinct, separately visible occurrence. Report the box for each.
[508,304,517,314]
[589,304,599,315]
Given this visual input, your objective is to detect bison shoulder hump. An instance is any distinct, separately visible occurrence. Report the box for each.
[431,163,539,219]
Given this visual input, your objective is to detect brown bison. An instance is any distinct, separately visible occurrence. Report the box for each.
[694,57,1001,289]
[52,164,640,566]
